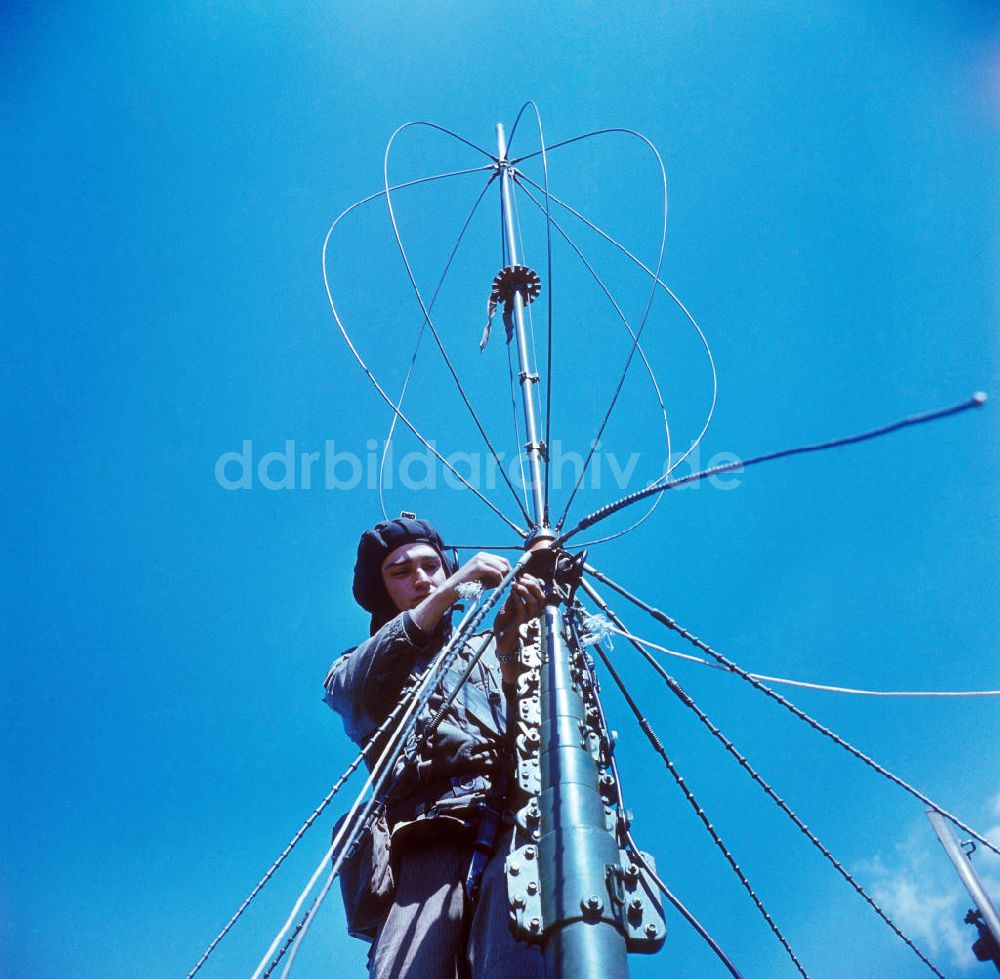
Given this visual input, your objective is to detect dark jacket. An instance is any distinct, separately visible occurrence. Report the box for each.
[324,611,510,818]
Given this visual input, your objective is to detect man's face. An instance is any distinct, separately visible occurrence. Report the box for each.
[380,541,448,613]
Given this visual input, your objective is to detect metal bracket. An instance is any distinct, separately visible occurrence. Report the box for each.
[507,638,544,942]
[554,550,587,605]
[612,852,667,952]
[507,843,544,943]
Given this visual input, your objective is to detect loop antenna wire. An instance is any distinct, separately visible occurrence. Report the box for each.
[515,178,672,546]
[377,172,498,518]
[322,166,527,537]
[382,122,533,526]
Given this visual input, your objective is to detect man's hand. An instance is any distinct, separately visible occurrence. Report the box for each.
[449,552,512,592]
[408,550,545,676]
[409,552,512,634]
[452,556,546,659]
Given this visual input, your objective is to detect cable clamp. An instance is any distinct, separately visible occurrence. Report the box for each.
[518,371,540,384]
[525,440,548,461]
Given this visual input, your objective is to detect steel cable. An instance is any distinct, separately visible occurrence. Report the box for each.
[561,394,987,544]
[586,633,809,976]
[579,584,946,977]
[583,563,1000,860]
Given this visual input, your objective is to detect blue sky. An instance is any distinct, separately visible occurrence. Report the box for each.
[3,2,999,977]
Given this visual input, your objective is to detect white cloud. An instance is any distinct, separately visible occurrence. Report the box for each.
[857,803,1000,974]
[976,796,1000,917]
[866,857,970,965]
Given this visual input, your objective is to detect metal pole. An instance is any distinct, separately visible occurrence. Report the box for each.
[927,809,1000,951]
[497,121,632,976]
[538,604,630,979]
[496,122,547,527]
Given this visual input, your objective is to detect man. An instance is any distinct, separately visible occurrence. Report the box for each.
[324,515,547,978]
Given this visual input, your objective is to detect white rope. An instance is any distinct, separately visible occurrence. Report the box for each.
[455,580,484,601]
[578,611,614,648]
[251,597,487,979]
[607,626,1000,698]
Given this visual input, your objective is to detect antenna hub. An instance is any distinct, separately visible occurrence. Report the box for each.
[490,265,542,307]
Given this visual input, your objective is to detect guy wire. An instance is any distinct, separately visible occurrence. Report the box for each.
[280,634,499,979]
[585,630,809,976]
[260,899,317,979]
[186,688,420,977]
[250,596,492,979]
[583,562,1000,860]
[271,554,533,975]
[565,608,746,979]
[579,583,945,977]
[561,395,987,544]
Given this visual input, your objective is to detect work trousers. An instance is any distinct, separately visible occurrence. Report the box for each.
[369,830,545,979]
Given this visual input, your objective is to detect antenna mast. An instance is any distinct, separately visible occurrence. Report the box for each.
[496,123,547,527]
[496,122,662,979]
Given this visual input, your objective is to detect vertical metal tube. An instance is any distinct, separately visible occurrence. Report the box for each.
[496,122,547,527]
[538,605,630,978]
[497,122,627,975]
[927,809,1000,948]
